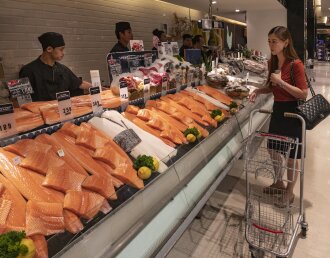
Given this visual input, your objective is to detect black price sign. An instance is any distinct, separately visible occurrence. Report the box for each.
[0,103,17,139]
[56,91,73,122]
[6,77,33,98]
[144,78,150,103]
[161,76,168,96]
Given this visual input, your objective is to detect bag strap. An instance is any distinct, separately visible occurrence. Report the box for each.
[290,60,315,97]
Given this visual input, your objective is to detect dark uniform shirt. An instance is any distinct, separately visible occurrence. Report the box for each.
[19,57,83,101]
[179,45,191,58]
[110,41,129,53]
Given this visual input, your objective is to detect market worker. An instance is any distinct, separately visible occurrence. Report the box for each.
[179,34,193,58]
[19,32,92,101]
[192,35,205,50]
[110,22,133,52]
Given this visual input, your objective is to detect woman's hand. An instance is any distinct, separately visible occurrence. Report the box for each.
[270,72,283,86]
[249,89,259,102]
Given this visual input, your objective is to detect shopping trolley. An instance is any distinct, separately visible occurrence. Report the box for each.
[305,59,315,82]
[244,109,308,258]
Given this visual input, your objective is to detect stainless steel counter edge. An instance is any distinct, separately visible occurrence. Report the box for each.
[57,95,272,258]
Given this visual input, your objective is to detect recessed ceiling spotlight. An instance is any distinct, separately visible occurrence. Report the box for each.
[235,9,240,12]
[212,1,217,4]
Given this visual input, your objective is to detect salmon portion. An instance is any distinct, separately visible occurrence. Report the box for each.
[59,122,81,138]
[43,164,87,193]
[122,112,177,147]
[126,105,140,115]
[21,101,57,115]
[26,200,64,236]
[35,134,88,176]
[112,166,144,190]
[0,149,64,203]
[0,182,4,196]
[0,198,12,225]
[63,209,84,234]
[51,132,109,178]
[96,161,124,188]
[19,150,53,175]
[30,234,48,258]
[93,146,119,169]
[14,108,45,133]
[101,89,121,109]
[180,90,220,111]
[4,139,52,157]
[82,174,117,200]
[63,190,106,220]
[76,126,97,150]
[197,85,233,106]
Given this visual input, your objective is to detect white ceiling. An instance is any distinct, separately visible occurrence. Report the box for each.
[161,0,284,14]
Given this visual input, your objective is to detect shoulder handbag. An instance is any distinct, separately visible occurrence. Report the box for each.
[290,61,330,130]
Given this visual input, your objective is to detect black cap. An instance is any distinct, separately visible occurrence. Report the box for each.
[38,32,65,50]
[115,22,131,33]
[183,34,192,40]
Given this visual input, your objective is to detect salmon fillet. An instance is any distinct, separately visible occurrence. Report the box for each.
[75,123,109,151]
[0,198,12,225]
[59,122,81,138]
[96,161,124,188]
[35,134,88,176]
[101,90,121,109]
[30,234,48,258]
[63,190,106,220]
[126,105,140,115]
[51,132,110,178]
[14,108,45,133]
[26,200,64,236]
[111,165,144,190]
[82,174,117,200]
[197,85,233,106]
[0,174,26,231]
[122,112,176,147]
[180,90,219,111]
[4,139,52,157]
[63,209,84,234]
[43,164,87,193]
[0,149,64,203]
[21,101,57,115]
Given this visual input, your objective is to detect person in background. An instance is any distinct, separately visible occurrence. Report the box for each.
[152,29,166,51]
[19,32,92,101]
[249,26,308,206]
[0,81,10,104]
[192,35,205,50]
[179,34,193,58]
[110,22,133,53]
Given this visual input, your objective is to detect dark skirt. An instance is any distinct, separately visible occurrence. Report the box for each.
[268,101,304,159]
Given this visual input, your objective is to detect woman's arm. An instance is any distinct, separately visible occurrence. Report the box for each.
[270,73,308,99]
[249,85,273,102]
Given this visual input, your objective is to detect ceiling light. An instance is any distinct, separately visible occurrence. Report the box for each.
[212,1,217,4]
[235,9,240,12]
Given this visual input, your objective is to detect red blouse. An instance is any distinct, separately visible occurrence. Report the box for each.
[270,59,307,102]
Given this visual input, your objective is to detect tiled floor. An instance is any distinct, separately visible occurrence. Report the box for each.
[167,62,330,258]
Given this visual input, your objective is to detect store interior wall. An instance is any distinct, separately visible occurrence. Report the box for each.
[0,0,203,84]
[247,8,287,58]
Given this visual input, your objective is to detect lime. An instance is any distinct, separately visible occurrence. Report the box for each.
[152,157,160,171]
[17,238,36,258]
[186,133,196,143]
[138,166,152,180]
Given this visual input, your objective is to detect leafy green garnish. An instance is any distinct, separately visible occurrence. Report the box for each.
[134,155,155,171]
[229,101,238,109]
[210,109,222,119]
[183,127,199,137]
[0,231,26,258]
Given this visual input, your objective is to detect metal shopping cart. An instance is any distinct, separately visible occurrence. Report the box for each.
[305,59,315,82]
[244,109,308,258]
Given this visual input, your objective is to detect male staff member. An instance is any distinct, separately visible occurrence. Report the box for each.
[110,22,133,52]
[179,34,193,58]
[19,32,92,101]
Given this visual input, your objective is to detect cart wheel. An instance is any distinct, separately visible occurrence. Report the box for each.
[249,245,264,258]
[301,227,307,238]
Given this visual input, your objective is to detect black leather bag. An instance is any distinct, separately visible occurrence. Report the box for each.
[290,61,330,130]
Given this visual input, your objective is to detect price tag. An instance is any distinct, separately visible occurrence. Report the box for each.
[0,103,17,139]
[187,72,193,88]
[161,76,168,96]
[175,73,181,93]
[12,156,21,165]
[90,70,102,91]
[56,91,73,122]
[143,78,150,103]
[6,77,33,99]
[57,149,65,157]
[119,81,129,111]
[17,94,32,107]
[89,86,103,116]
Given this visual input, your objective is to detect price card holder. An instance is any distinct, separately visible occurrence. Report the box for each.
[143,78,150,103]
[90,70,102,91]
[89,86,103,116]
[119,81,129,111]
[161,76,168,96]
[187,72,193,88]
[175,73,181,93]
[6,77,33,99]
[17,94,32,107]
[56,91,73,122]
[0,103,17,139]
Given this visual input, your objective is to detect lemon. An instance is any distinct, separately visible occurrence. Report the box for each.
[17,238,36,258]
[138,166,152,180]
[196,130,202,139]
[230,108,238,115]
[152,157,160,171]
[186,133,196,143]
[214,113,224,122]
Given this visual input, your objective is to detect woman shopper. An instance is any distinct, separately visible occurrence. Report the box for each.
[249,26,308,205]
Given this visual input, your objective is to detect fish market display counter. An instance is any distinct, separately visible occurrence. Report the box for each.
[55,95,273,258]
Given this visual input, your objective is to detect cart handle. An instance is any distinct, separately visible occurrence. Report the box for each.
[252,223,284,234]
